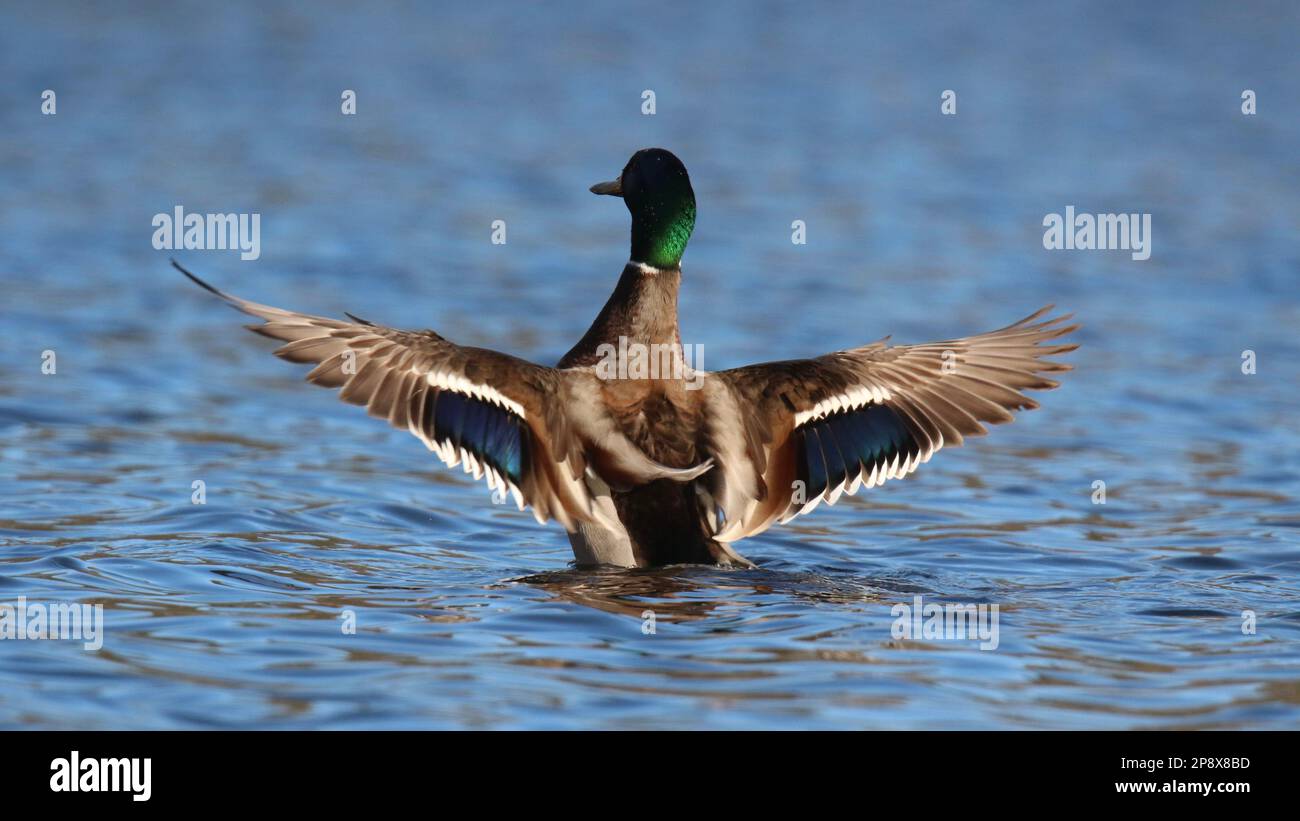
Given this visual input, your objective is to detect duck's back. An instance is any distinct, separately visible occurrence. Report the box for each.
[555,263,727,566]
[563,372,721,566]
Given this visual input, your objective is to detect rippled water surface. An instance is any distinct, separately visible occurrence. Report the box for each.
[2,1,1299,729]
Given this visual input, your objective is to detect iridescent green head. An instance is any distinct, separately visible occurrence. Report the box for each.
[590,148,696,270]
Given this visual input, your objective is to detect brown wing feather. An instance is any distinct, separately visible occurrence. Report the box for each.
[176,262,711,531]
[706,307,1079,540]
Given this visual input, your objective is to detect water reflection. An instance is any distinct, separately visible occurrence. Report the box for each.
[513,565,922,621]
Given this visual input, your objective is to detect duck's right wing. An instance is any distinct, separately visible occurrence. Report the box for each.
[700,307,1079,542]
[177,262,712,531]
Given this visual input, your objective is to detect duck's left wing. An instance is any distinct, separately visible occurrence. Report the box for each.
[176,262,711,531]
[700,307,1079,542]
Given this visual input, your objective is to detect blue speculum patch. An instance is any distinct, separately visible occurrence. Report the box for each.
[426,390,526,484]
[796,404,918,497]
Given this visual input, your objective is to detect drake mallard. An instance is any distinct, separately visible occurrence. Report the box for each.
[178,148,1078,568]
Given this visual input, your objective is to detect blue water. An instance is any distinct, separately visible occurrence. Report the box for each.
[2,1,1299,729]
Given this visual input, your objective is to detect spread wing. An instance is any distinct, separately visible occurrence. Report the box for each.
[176,262,712,531]
[700,307,1079,542]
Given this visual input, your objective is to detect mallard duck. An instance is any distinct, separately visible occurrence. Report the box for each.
[178,147,1078,568]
